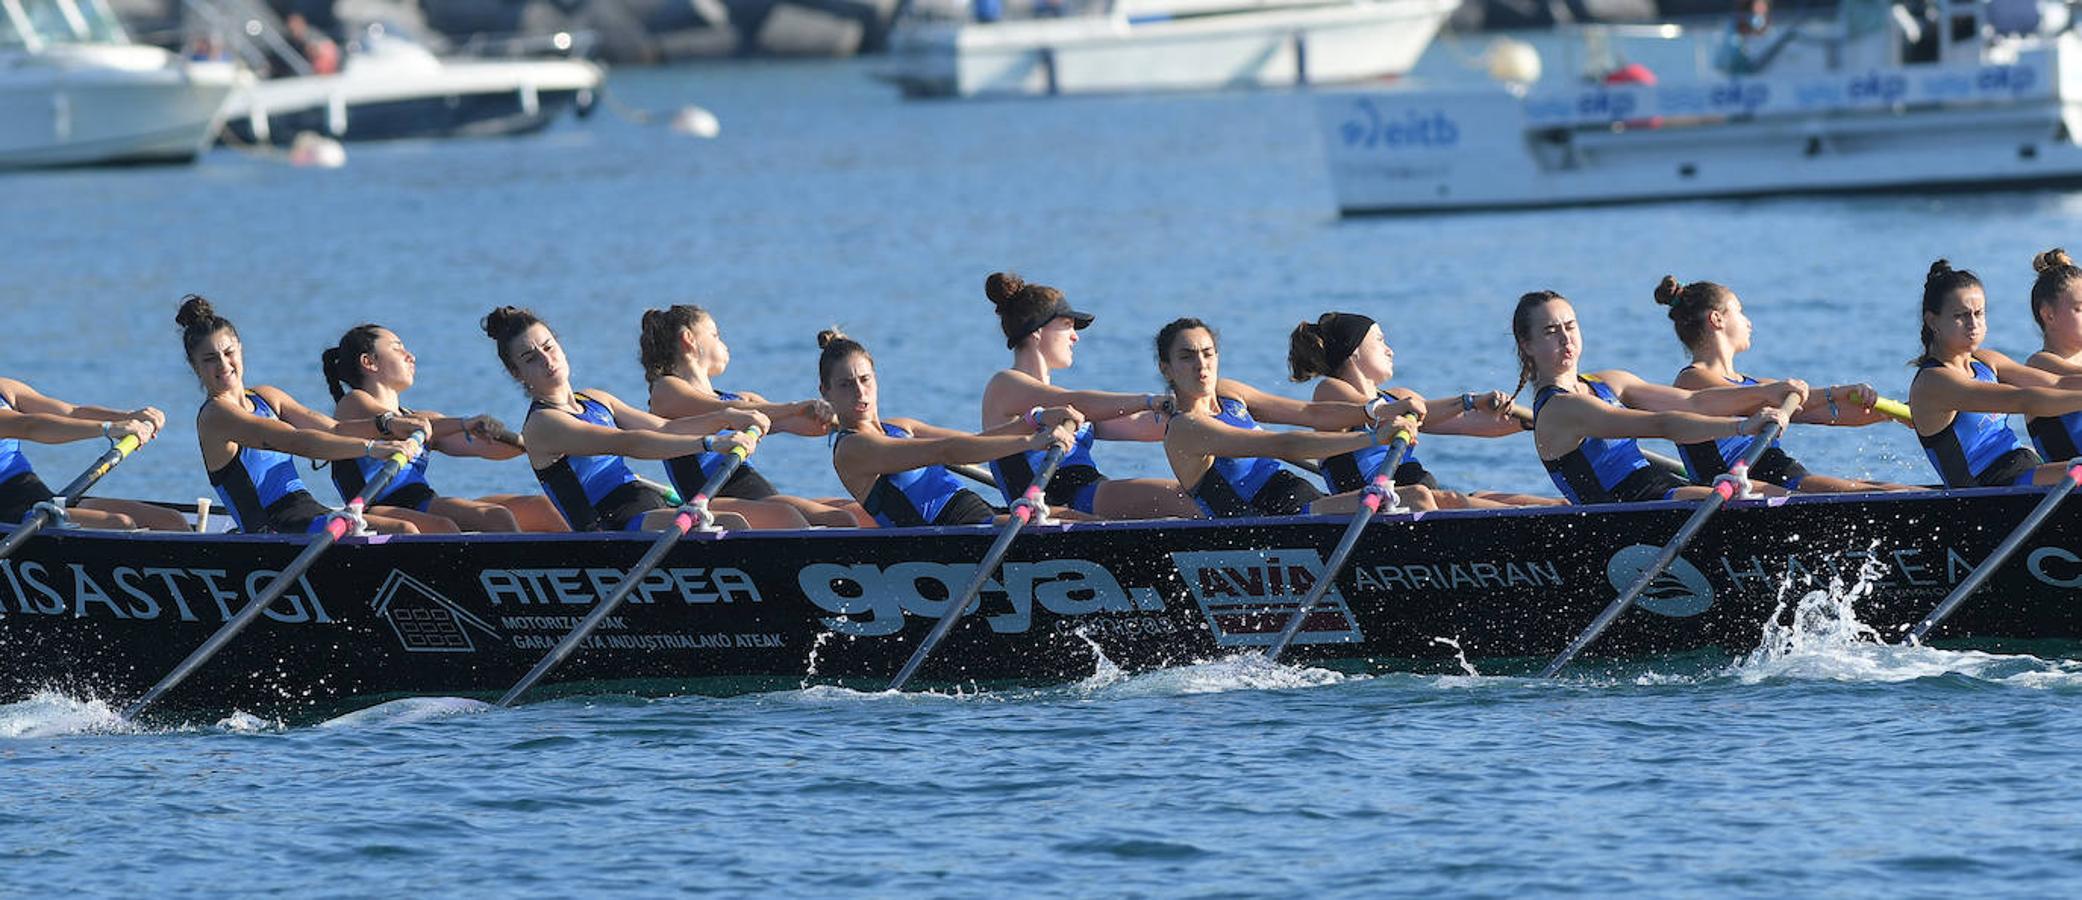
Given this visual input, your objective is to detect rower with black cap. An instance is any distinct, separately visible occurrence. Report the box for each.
[978,271,1199,519]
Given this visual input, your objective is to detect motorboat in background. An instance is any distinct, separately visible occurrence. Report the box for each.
[884,0,1461,98]
[187,0,604,145]
[0,0,238,169]
[1319,0,2082,212]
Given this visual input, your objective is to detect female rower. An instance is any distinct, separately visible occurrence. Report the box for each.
[176,295,434,535]
[1156,318,1435,517]
[2022,249,2082,463]
[1510,290,1799,505]
[1909,259,2082,487]
[323,324,568,532]
[1288,311,1560,508]
[0,378,185,530]
[483,306,760,532]
[978,272,1198,519]
[818,328,1079,528]
[638,305,864,528]
[1658,276,1915,492]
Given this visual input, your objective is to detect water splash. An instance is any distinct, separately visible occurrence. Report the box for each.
[1726,551,2073,685]
[1069,627,1127,691]
[801,631,836,688]
[1431,636,1480,677]
[1078,653,1356,699]
[0,690,133,738]
[317,697,491,730]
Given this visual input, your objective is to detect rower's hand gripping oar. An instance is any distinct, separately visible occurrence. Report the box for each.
[886,442,1069,692]
[497,427,763,708]
[1264,420,1416,664]
[1905,458,2082,644]
[122,431,426,719]
[0,433,142,562]
[1540,395,1802,677]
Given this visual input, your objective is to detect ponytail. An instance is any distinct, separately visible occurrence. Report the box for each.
[321,323,384,401]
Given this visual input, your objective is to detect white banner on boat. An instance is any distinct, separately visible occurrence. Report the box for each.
[1515,57,2056,129]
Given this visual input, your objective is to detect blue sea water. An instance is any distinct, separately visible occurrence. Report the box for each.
[7,57,2082,895]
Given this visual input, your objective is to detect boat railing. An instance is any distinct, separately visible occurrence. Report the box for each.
[453,29,598,60]
[180,0,310,75]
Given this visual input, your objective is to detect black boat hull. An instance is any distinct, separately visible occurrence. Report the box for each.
[3,487,2076,719]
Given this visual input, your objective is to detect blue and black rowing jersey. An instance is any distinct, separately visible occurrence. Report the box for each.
[208,390,331,533]
[1531,375,1688,505]
[0,394,34,486]
[528,392,665,531]
[662,390,778,502]
[1320,389,1436,493]
[1674,371,1807,489]
[1917,358,2040,487]
[330,408,434,511]
[990,420,1105,514]
[834,422,994,528]
[1180,397,1322,518]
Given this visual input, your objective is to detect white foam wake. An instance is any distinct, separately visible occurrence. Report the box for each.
[0,690,132,738]
[317,696,492,729]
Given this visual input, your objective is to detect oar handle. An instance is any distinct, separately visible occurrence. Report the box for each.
[886,443,1069,692]
[0,434,146,562]
[349,430,428,510]
[1871,396,1912,423]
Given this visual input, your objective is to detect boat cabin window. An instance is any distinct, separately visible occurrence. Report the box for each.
[9,0,122,44]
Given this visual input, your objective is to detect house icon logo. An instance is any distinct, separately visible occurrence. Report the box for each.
[370,570,502,653]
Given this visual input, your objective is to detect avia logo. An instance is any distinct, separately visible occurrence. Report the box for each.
[372,570,501,653]
[1171,549,1363,648]
[1605,545,1714,617]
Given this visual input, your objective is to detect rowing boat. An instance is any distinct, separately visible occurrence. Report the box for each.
[3,485,2076,718]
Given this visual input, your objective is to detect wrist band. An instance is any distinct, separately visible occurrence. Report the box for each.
[363,439,375,457]
[1461,392,1476,412]
[703,435,715,453]
[101,421,111,438]
[1142,393,1154,412]
[1825,386,1839,423]
[1364,396,1389,423]
[375,411,395,437]
[1026,406,1046,430]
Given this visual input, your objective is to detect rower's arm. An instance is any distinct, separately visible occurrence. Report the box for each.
[835,427,1044,474]
[1169,412,1379,464]
[651,378,810,427]
[987,370,1156,425]
[2027,350,2082,378]
[1983,348,2082,389]
[205,398,380,462]
[0,408,124,444]
[1618,370,1805,416]
[1224,379,1376,430]
[1912,366,2082,419]
[1093,411,1165,442]
[523,407,710,461]
[1540,392,1742,447]
[3,379,162,430]
[1419,391,1520,437]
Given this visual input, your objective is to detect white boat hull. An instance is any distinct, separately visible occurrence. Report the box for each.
[0,46,238,169]
[220,49,604,144]
[888,0,1458,97]
[1320,30,2082,213]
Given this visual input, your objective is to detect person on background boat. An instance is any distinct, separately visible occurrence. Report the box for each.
[1156,318,1435,517]
[1510,290,1798,505]
[639,304,865,528]
[323,324,567,532]
[977,271,1199,519]
[1658,276,1917,492]
[482,306,760,532]
[1288,311,1560,508]
[176,295,433,535]
[0,378,186,530]
[1909,259,2082,487]
[819,328,1080,528]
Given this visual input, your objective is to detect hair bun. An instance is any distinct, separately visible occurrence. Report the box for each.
[175,294,216,329]
[1927,259,1957,282]
[482,306,522,341]
[817,327,848,350]
[1653,275,1683,308]
[984,272,1024,307]
[2035,248,2074,273]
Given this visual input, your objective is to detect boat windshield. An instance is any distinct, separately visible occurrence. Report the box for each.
[6,0,129,46]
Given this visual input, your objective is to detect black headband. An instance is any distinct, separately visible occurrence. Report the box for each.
[1320,313,1376,374]
[1007,295,1095,349]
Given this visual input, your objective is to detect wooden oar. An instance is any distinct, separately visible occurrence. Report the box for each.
[1539,396,1802,677]
[496,427,762,708]
[887,444,1068,692]
[1264,424,1414,663]
[949,463,999,489]
[1905,459,2082,644]
[122,432,425,719]
[0,434,142,562]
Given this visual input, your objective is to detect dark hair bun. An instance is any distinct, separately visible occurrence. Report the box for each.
[817,327,849,350]
[2035,248,2075,273]
[1653,275,1683,307]
[175,294,216,329]
[1927,259,1957,282]
[984,272,1024,308]
[482,306,529,341]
